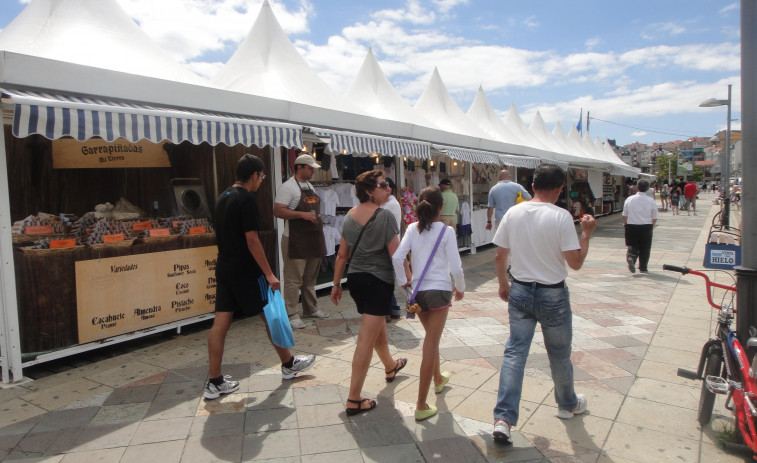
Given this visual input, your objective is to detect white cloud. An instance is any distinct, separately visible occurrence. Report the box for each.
[585,37,601,50]
[720,3,738,14]
[431,0,470,14]
[641,21,687,40]
[632,131,648,137]
[372,0,436,25]
[523,15,539,29]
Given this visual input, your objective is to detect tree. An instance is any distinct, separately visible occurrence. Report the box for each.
[655,153,677,183]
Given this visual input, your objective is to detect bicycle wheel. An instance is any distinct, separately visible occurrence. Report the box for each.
[699,348,724,426]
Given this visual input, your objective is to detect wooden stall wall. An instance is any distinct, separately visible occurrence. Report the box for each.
[4,127,280,353]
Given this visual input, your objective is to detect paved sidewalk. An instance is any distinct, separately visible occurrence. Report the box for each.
[0,192,749,462]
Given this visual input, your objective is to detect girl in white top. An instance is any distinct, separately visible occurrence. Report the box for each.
[392,186,465,421]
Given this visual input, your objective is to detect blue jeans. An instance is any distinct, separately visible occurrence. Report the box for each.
[493,282,577,425]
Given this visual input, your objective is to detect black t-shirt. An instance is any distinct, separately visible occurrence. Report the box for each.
[214,186,263,280]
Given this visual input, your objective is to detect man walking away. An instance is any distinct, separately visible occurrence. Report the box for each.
[486,170,531,231]
[683,180,698,216]
[206,154,315,400]
[622,179,658,274]
[439,178,458,229]
[491,164,596,444]
[274,154,329,329]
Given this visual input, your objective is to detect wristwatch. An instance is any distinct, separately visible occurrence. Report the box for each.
[486,221,492,224]
[332,283,341,288]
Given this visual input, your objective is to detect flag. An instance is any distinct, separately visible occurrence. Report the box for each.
[576,109,582,134]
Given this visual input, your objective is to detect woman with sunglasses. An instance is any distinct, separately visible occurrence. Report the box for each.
[331,170,406,415]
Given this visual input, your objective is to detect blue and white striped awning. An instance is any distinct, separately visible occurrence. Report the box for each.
[497,154,542,169]
[1,88,302,149]
[312,128,430,160]
[432,145,540,168]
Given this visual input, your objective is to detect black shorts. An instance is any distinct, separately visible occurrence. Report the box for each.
[347,272,393,316]
[415,290,452,312]
[214,274,268,315]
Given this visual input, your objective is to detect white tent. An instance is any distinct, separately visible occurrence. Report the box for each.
[528,111,597,166]
[212,0,364,115]
[0,0,204,85]
[344,49,436,129]
[466,87,521,145]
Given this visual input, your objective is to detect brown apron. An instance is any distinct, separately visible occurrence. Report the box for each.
[288,180,327,259]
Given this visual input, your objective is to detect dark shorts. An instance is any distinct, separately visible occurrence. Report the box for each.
[214,274,268,315]
[414,290,452,312]
[347,272,393,316]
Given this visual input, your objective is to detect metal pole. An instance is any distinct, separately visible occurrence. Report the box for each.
[736,1,756,346]
[721,84,732,228]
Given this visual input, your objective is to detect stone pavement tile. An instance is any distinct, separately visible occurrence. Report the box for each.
[82,361,166,389]
[602,422,699,463]
[299,423,357,455]
[11,427,82,457]
[161,365,208,384]
[32,406,98,432]
[0,432,25,459]
[587,348,639,363]
[304,449,363,463]
[352,417,415,448]
[654,322,709,338]
[620,346,647,358]
[244,406,297,433]
[71,422,139,452]
[130,416,193,444]
[296,402,349,428]
[700,441,751,463]
[101,384,159,406]
[519,405,611,452]
[292,385,343,407]
[522,433,601,463]
[1,398,47,429]
[446,364,497,391]
[612,359,642,375]
[191,411,246,437]
[133,346,206,370]
[58,447,125,462]
[197,393,248,415]
[595,453,638,463]
[570,388,624,421]
[599,336,646,348]
[417,435,487,462]
[249,374,290,393]
[21,379,113,412]
[650,332,707,353]
[89,402,150,426]
[571,352,631,380]
[643,345,701,367]
[617,396,701,440]
[361,443,422,463]
[626,377,700,410]
[471,429,542,463]
[402,411,466,442]
[246,387,295,410]
[441,346,481,360]
[659,313,713,330]
[123,371,168,387]
[599,376,636,395]
[636,359,697,386]
[142,380,204,421]
[183,434,244,462]
[119,439,185,463]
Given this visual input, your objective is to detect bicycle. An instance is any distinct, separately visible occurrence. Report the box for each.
[665,264,757,456]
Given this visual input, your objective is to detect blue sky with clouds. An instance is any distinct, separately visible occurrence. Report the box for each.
[0,0,741,146]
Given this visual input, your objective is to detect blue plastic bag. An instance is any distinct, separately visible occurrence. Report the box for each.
[263,288,295,348]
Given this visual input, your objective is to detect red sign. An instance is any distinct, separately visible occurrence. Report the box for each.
[149,228,170,237]
[102,234,125,243]
[132,221,153,231]
[189,226,206,235]
[50,239,76,249]
[25,225,53,234]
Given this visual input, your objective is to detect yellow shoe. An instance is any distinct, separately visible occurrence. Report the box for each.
[415,404,438,422]
[434,371,450,394]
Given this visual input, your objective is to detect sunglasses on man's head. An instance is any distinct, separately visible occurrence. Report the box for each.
[377,181,390,189]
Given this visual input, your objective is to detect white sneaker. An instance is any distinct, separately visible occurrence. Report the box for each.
[282,354,316,379]
[305,310,329,319]
[556,394,588,419]
[492,419,512,444]
[290,318,310,329]
[203,376,240,400]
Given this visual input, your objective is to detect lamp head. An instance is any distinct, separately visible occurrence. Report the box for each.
[699,98,728,107]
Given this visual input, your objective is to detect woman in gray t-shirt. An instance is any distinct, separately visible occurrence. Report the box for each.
[330,170,405,416]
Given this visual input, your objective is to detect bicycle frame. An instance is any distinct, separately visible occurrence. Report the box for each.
[664,265,757,455]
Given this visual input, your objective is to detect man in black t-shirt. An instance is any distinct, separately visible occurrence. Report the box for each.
[204,154,316,400]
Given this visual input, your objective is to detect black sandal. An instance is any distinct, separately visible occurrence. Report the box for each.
[385,358,408,383]
[345,397,377,416]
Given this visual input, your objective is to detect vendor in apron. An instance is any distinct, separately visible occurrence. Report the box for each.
[274,154,328,329]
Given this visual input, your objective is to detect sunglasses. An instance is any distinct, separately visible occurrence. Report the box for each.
[377,181,391,189]
[257,172,266,181]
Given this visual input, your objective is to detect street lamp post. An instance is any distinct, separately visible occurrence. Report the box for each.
[700,84,732,228]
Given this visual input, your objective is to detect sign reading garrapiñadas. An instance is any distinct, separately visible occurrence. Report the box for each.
[75,247,217,343]
[52,138,170,169]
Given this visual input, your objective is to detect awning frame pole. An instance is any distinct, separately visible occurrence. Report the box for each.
[0,123,23,383]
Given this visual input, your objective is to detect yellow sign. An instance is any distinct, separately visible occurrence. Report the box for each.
[52,138,170,169]
[75,246,217,343]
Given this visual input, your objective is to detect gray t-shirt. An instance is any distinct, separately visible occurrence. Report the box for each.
[342,208,398,284]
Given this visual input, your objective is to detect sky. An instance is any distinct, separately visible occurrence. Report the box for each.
[0,0,742,147]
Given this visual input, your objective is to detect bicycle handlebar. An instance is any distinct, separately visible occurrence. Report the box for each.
[662,264,737,310]
[662,264,689,274]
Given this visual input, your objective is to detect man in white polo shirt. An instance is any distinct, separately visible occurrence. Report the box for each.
[622,179,658,273]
